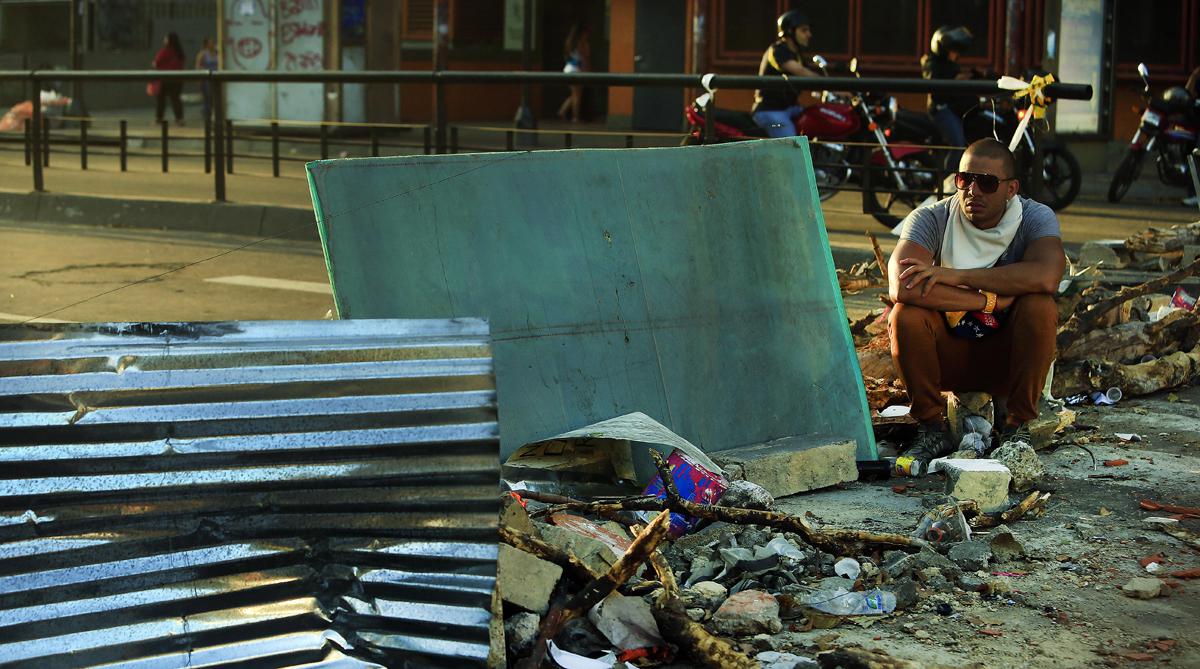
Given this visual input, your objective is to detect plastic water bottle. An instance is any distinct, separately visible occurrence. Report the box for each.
[803,588,897,616]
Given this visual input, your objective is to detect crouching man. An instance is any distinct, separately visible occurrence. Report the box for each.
[887,138,1065,465]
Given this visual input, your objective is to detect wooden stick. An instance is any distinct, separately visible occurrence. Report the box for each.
[646,552,757,669]
[649,451,928,555]
[499,525,602,582]
[867,231,888,282]
[1057,255,1200,349]
[518,510,673,669]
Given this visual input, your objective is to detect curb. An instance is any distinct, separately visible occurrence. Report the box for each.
[0,191,319,242]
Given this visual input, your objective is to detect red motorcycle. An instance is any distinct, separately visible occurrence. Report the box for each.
[1108,62,1200,203]
[682,56,940,228]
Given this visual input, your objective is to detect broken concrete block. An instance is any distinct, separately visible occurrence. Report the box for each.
[537,523,620,576]
[990,440,1045,491]
[504,612,540,657]
[500,494,538,537]
[988,531,1026,562]
[881,578,918,610]
[680,580,728,611]
[712,437,857,498]
[719,479,775,510]
[947,541,993,572]
[947,392,994,444]
[497,543,562,614]
[1121,577,1162,599]
[936,458,1012,513]
[711,590,782,636]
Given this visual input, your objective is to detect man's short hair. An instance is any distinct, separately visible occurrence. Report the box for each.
[963,138,1016,179]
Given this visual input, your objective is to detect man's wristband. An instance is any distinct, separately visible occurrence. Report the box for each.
[981,291,997,314]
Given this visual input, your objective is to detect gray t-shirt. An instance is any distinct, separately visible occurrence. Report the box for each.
[898,195,1061,266]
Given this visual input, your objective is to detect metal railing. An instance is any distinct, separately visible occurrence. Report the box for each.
[0,69,1092,203]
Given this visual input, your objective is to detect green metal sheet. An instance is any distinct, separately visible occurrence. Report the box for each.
[308,137,875,462]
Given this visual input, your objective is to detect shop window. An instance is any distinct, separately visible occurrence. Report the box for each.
[789,1,850,57]
[403,0,435,40]
[0,3,70,50]
[1115,0,1184,67]
[859,0,919,57]
[454,0,505,47]
[720,0,777,55]
[929,0,992,61]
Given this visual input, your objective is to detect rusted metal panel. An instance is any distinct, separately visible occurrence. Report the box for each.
[0,319,499,668]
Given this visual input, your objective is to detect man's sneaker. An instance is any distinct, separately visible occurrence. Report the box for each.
[900,421,951,475]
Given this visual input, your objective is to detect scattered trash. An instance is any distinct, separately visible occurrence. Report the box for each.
[879,405,912,418]
[547,640,637,669]
[1139,500,1200,517]
[1103,459,1130,467]
[588,593,665,652]
[912,501,971,545]
[1091,387,1123,405]
[640,449,728,537]
[1115,433,1142,442]
[1172,286,1197,311]
[803,587,896,616]
[834,557,861,581]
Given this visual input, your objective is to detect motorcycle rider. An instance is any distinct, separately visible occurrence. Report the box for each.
[752,10,819,138]
[921,26,976,168]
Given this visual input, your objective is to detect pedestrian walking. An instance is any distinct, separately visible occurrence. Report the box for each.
[151,32,185,125]
[195,37,219,122]
[556,23,589,123]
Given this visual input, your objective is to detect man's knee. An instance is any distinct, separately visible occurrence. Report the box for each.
[1009,294,1057,330]
[888,302,938,341]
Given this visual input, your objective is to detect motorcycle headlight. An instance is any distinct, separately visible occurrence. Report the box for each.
[887,96,899,119]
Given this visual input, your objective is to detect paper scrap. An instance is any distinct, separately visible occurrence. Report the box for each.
[879,405,912,418]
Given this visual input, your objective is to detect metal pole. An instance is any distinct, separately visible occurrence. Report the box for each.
[42,119,50,167]
[370,128,379,157]
[160,121,169,173]
[31,77,43,191]
[506,130,514,151]
[80,118,87,170]
[424,126,432,154]
[272,121,280,176]
[513,0,536,134]
[691,0,708,74]
[450,126,458,154]
[225,120,234,174]
[23,119,30,166]
[213,79,226,201]
[703,95,715,144]
[564,132,571,149]
[626,134,634,148]
[1004,0,1022,75]
[119,119,127,172]
[433,0,449,154]
[319,123,329,160]
[204,118,212,173]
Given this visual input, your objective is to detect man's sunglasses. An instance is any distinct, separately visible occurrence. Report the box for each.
[954,171,1015,194]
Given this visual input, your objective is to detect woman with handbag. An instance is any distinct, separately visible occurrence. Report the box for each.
[151,33,185,125]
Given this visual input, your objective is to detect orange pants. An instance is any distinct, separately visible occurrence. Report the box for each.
[887,294,1058,426]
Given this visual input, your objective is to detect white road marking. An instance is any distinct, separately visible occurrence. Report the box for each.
[0,312,73,323]
[204,275,332,295]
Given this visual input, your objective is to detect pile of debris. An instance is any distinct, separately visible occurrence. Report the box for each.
[496,439,1053,668]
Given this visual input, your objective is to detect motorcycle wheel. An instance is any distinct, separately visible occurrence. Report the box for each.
[863,151,942,229]
[811,143,851,202]
[1106,149,1145,203]
[1031,145,1081,210]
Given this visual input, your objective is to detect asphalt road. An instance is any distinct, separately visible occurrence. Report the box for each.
[1,193,1194,325]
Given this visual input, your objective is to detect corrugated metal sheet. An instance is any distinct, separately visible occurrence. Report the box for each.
[0,319,499,669]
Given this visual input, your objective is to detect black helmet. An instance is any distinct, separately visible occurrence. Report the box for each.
[777,10,810,38]
[931,25,973,57]
[1161,86,1194,113]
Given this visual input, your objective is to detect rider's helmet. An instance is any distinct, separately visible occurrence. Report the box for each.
[930,25,973,57]
[1161,86,1193,113]
[777,10,810,39]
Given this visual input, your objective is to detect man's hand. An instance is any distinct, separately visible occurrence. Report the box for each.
[897,257,961,297]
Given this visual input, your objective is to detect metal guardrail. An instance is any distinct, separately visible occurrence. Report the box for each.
[0,318,499,668]
[0,69,1093,202]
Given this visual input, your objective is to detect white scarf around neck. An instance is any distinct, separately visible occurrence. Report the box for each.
[941,192,1023,269]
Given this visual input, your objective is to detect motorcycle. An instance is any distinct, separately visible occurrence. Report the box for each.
[1107,62,1200,203]
[886,85,1082,211]
[682,56,938,221]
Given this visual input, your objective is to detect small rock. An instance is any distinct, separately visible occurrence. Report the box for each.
[686,607,706,622]
[757,651,783,663]
[681,581,729,610]
[914,629,932,639]
[1121,577,1162,599]
[759,652,819,669]
[751,633,780,652]
[948,541,993,572]
[881,578,919,610]
[720,480,776,510]
[990,440,1045,491]
[988,531,1026,562]
[957,574,986,592]
[882,547,961,580]
[504,612,540,657]
[711,590,783,636]
[554,617,608,657]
